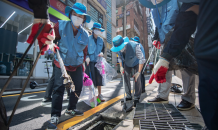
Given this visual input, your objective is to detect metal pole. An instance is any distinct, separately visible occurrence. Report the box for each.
[33,40,38,77]
[123,0,127,37]
[142,46,155,73]
[0,24,46,98]
[7,50,42,128]
[154,48,158,66]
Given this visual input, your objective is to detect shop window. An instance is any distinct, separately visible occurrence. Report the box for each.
[0,1,51,77]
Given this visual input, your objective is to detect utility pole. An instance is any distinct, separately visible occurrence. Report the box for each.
[123,0,127,37]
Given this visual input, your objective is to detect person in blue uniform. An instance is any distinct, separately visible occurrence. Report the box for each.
[131,36,146,93]
[47,3,90,129]
[85,22,105,102]
[111,35,146,107]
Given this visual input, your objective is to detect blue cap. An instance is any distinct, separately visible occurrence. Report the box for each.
[90,22,105,32]
[131,36,140,42]
[111,35,129,52]
[65,3,91,23]
[138,0,171,8]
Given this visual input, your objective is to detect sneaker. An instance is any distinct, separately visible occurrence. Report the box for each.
[65,109,84,116]
[47,116,59,130]
[98,94,105,102]
[177,99,195,111]
[41,98,52,106]
[147,97,169,103]
[134,100,139,107]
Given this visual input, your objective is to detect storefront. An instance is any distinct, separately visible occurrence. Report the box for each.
[0,0,73,78]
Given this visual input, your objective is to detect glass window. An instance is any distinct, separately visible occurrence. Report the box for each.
[0,1,53,77]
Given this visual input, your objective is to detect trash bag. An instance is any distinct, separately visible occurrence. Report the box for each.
[80,73,98,108]
[0,97,8,130]
[95,57,118,86]
[162,28,198,75]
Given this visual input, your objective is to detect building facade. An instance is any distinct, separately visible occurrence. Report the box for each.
[116,0,149,73]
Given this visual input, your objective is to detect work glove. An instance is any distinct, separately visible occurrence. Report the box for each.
[26,19,55,55]
[86,57,90,65]
[133,72,140,82]
[120,66,124,74]
[49,43,60,53]
[98,52,104,57]
[149,58,169,84]
[153,40,161,49]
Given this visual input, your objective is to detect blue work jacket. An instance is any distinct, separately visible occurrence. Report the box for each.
[54,20,89,66]
[151,0,179,44]
[117,41,139,67]
[87,35,104,62]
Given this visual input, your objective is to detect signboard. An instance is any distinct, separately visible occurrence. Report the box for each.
[97,0,107,10]
[116,11,130,19]
[116,24,131,32]
[50,0,66,15]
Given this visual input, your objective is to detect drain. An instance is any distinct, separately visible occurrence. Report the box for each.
[78,115,122,130]
[86,121,117,130]
[134,103,203,130]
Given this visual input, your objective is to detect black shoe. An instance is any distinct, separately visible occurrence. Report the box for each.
[171,84,183,93]
[47,116,59,130]
[65,109,84,116]
[147,97,169,103]
[41,98,52,106]
[134,100,139,107]
[121,97,132,104]
[177,99,195,111]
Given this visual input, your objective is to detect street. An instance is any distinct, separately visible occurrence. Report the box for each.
[3,77,149,130]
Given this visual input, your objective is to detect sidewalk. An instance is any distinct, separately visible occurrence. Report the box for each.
[73,75,204,130]
[114,76,204,130]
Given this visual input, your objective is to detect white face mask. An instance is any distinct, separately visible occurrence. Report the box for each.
[94,30,101,36]
[120,46,126,52]
[71,15,84,26]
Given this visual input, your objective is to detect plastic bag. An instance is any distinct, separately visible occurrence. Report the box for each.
[79,73,98,108]
[95,57,118,86]
[162,28,198,75]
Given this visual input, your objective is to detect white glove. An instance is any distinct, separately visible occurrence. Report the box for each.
[86,57,90,65]
[149,58,169,84]
[133,72,140,82]
[120,66,124,74]
[98,52,104,57]
[49,43,59,53]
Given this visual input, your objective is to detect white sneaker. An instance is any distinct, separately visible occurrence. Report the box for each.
[98,94,105,102]
[47,116,59,130]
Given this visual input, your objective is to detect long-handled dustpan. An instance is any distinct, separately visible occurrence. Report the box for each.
[122,74,133,113]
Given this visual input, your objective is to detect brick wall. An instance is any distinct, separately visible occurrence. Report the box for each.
[116,2,149,59]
